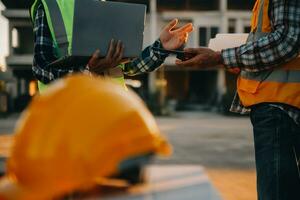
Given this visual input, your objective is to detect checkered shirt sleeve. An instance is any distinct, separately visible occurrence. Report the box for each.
[221,0,300,72]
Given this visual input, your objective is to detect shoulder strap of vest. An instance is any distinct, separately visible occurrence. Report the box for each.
[43,0,69,56]
[30,0,69,56]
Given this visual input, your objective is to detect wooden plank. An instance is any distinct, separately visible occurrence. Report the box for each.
[81,165,222,200]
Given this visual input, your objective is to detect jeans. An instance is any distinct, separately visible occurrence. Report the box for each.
[250,104,300,200]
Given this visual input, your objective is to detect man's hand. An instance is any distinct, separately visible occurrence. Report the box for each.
[175,47,223,68]
[160,19,194,51]
[88,39,124,74]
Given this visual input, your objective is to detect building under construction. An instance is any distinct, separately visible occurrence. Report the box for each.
[0,0,255,113]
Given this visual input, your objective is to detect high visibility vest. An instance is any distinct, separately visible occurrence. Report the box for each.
[237,0,300,109]
[30,0,127,92]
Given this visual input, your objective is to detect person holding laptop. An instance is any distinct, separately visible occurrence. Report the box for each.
[32,2,193,87]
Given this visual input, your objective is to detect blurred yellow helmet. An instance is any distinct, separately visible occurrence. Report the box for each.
[0,75,171,200]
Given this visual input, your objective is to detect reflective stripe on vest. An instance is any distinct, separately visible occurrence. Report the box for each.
[30,0,126,92]
[38,81,48,93]
[237,0,300,109]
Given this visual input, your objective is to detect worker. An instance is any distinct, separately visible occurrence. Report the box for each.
[176,0,300,199]
[30,0,193,91]
[0,75,172,200]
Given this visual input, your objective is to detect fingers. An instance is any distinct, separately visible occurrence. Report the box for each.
[181,32,189,43]
[106,39,116,59]
[164,18,178,32]
[175,55,202,67]
[88,49,101,67]
[113,40,123,60]
[117,44,125,61]
[184,48,205,54]
[174,23,194,34]
[88,39,125,75]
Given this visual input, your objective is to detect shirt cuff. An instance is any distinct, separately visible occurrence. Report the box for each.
[150,39,170,61]
[79,65,92,76]
[221,47,243,69]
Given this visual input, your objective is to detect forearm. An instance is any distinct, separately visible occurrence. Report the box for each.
[221,28,300,72]
[32,59,81,84]
[124,39,169,76]
[33,37,83,84]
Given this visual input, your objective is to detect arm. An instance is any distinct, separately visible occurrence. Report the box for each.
[32,4,85,84]
[124,39,169,76]
[222,0,300,72]
[125,19,194,76]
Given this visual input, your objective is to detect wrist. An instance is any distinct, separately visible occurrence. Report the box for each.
[215,51,224,66]
[83,64,92,75]
[152,39,169,59]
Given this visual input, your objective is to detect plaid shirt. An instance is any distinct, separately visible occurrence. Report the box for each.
[33,4,169,84]
[221,0,300,125]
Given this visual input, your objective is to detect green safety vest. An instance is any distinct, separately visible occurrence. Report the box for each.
[30,0,126,92]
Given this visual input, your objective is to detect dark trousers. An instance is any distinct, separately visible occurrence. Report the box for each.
[250,104,300,200]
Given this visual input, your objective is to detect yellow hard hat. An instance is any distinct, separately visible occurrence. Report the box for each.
[0,75,172,200]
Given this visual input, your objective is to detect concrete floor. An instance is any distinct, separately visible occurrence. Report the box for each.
[156,111,255,169]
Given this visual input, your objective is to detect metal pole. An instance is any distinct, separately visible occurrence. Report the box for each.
[236,18,244,33]
[149,0,157,94]
[217,0,228,105]
[220,0,228,28]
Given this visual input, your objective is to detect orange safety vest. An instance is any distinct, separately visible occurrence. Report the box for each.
[237,0,300,109]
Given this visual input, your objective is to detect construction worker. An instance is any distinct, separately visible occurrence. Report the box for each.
[30,0,193,91]
[176,0,300,199]
[0,75,172,199]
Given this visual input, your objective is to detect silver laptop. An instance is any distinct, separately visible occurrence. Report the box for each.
[50,0,146,68]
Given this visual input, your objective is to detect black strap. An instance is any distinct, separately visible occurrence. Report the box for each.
[44,0,69,56]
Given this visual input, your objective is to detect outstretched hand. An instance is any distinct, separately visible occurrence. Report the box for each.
[175,47,223,68]
[160,19,194,51]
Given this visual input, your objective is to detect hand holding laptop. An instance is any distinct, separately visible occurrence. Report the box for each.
[88,39,124,74]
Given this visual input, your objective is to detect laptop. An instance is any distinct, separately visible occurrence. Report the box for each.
[49,0,146,68]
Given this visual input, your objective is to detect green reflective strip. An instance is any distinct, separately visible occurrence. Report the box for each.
[43,0,69,56]
[113,64,126,89]
[56,0,75,55]
[113,77,125,84]
[119,64,125,70]
[30,0,40,22]
[241,70,300,83]
[112,77,127,90]
[38,81,48,93]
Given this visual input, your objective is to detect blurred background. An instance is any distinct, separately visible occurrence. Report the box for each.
[0,1,256,200]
